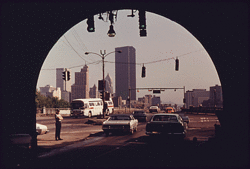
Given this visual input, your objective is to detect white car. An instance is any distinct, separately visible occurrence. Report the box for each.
[149,106,159,113]
[102,114,138,136]
[36,123,49,135]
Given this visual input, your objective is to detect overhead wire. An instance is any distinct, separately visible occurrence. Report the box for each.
[63,35,88,63]
[41,49,203,70]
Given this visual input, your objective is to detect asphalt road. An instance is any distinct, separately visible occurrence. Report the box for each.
[22,112,226,168]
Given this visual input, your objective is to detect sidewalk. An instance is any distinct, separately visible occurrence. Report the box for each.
[36,118,107,155]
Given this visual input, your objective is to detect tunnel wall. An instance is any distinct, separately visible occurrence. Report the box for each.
[0,1,248,166]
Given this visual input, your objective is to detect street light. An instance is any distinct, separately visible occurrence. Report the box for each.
[107,25,116,37]
[85,50,122,118]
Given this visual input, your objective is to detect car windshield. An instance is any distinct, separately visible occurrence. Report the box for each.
[71,101,84,109]
[152,115,178,122]
[110,116,131,120]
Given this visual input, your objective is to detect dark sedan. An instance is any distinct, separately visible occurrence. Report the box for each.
[132,110,147,122]
[146,113,186,138]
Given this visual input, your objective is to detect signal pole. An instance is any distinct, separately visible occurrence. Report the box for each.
[65,68,67,91]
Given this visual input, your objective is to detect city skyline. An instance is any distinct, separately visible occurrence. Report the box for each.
[37,10,221,104]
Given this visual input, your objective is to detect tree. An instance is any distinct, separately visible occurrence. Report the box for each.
[35,90,70,108]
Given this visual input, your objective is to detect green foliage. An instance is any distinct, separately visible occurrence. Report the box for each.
[35,90,70,108]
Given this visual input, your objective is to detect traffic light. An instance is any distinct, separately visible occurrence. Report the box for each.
[98,80,105,91]
[62,71,66,81]
[105,92,110,101]
[140,29,147,37]
[139,10,147,37]
[67,71,70,81]
[100,91,103,99]
[141,64,146,78]
[139,10,146,30]
[87,16,95,32]
[175,58,179,71]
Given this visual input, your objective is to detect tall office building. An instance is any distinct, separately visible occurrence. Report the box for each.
[115,46,136,100]
[71,65,89,100]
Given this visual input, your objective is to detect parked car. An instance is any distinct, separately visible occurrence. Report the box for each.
[36,123,49,135]
[146,113,186,138]
[7,134,32,167]
[102,114,138,136]
[133,110,147,122]
[149,106,159,113]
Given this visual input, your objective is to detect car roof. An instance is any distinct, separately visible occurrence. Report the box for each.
[110,114,131,116]
[153,113,179,116]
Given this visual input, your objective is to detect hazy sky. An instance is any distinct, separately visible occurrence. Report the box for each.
[37,10,221,104]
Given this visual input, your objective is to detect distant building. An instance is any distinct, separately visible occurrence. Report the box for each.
[210,85,223,107]
[113,96,123,107]
[145,95,152,106]
[89,84,100,98]
[152,95,161,106]
[115,46,136,100]
[202,85,223,108]
[61,91,71,103]
[40,85,61,99]
[105,73,113,94]
[71,65,89,100]
[184,89,210,108]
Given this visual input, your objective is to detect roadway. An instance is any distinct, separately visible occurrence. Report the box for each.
[23,112,223,168]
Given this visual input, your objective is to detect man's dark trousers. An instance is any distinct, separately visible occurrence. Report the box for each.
[55,122,61,140]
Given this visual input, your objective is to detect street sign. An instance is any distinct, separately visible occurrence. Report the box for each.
[153,90,161,94]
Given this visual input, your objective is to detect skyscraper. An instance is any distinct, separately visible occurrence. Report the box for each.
[115,46,136,100]
[105,73,113,94]
[71,65,89,100]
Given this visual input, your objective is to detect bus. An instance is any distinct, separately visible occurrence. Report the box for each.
[70,98,114,118]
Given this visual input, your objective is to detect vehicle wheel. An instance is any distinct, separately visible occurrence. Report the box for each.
[88,112,92,118]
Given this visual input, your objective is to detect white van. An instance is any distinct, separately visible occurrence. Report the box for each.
[71,98,114,118]
[104,100,114,116]
[71,98,103,118]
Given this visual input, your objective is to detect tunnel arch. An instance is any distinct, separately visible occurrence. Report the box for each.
[1,1,248,167]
